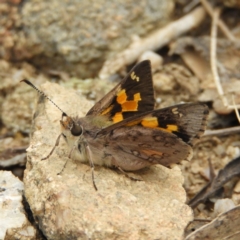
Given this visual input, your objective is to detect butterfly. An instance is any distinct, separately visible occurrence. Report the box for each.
[22,60,208,190]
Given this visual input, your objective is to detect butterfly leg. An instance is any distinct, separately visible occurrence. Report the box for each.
[57,160,69,175]
[56,146,76,175]
[117,166,142,182]
[41,133,63,160]
[85,144,98,191]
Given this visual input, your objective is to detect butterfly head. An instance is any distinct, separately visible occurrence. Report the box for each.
[60,113,83,137]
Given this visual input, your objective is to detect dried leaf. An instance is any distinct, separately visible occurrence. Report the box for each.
[189,155,240,208]
[186,205,240,240]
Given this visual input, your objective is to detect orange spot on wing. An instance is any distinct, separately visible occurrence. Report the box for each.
[141,117,158,128]
[141,149,163,156]
[157,124,178,133]
[166,124,178,132]
[141,118,178,133]
[117,90,141,112]
[117,89,127,104]
[112,112,123,123]
[122,101,138,111]
[134,92,141,101]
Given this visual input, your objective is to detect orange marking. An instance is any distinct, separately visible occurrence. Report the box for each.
[60,116,74,131]
[122,101,138,111]
[117,90,141,112]
[117,89,127,104]
[101,105,113,116]
[134,92,141,101]
[166,124,178,132]
[112,112,123,123]
[141,149,163,156]
[141,118,178,133]
[63,117,72,126]
[141,117,158,128]
[157,124,178,133]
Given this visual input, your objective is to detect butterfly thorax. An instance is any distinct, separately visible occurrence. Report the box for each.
[60,114,113,165]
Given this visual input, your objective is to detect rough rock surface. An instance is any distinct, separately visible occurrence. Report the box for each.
[20,0,174,77]
[24,82,193,239]
[0,171,36,240]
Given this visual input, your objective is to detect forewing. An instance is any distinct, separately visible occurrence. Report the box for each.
[86,60,155,123]
[98,103,209,146]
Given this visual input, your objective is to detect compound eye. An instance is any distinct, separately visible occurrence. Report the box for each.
[71,123,82,136]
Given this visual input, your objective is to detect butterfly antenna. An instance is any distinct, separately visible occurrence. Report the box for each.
[21,79,68,116]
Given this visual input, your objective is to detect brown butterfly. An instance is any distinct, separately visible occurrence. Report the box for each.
[22,60,208,190]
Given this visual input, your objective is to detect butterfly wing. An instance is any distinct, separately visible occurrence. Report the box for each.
[87,60,155,123]
[98,103,208,146]
[91,103,208,170]
[94,125,192,171]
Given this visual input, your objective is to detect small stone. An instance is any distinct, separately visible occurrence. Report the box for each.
[232,180,240,205]
[214,198,236,216]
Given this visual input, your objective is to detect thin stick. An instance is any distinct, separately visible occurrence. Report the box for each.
[207,158,215,180]
[210,8,225,101]
[209,9,240,110]
[204,126,240,137]
[183,0,200,13]
[200,0,236,41]
[232,94,240,124]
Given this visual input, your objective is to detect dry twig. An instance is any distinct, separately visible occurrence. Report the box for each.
[232,94,240,123]
[210,8,226,104]
[210,8,240,111]
[204,126,240,137]
[200,0,236,41]
[99,6,206,79]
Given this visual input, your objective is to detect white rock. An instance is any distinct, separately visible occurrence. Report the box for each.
[0,171,36,239]
[214,198,236,216]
